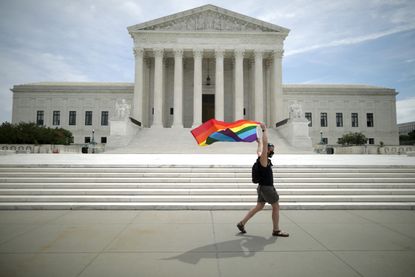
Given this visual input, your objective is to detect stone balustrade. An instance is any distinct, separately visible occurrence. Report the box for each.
[0,144,105,154]
[315,144,415,155]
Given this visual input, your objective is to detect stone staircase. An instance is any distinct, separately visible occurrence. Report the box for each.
[105,128,309,154]
[1,164,415,209]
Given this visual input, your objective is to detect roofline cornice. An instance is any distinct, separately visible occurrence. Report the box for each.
[283,85,397,96]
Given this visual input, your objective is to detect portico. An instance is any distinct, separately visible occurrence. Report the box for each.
[9,4,400,148]
[128,5,289,128]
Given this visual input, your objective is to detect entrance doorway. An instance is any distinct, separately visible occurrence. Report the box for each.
[202,94,215,122]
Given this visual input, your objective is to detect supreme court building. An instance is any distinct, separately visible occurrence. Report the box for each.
[11,5,399,147]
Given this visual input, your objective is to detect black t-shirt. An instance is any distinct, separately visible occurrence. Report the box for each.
[257,158,274,186]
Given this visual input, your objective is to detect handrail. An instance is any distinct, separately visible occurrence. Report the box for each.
[129,117,142,127]
[275,118,289,128]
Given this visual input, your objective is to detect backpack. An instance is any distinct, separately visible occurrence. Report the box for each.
[251,160,261,184]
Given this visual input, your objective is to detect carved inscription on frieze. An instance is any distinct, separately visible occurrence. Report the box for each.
[142,11,274,32]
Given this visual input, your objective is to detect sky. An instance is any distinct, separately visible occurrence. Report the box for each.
[0,0,414,124]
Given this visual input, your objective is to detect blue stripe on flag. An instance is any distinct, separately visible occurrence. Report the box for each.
[209,132,235,142]
[238,128,257,140]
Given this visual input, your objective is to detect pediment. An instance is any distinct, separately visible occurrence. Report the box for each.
[128,4,289,33]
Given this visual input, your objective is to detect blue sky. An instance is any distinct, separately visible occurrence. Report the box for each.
[0,0,414,123]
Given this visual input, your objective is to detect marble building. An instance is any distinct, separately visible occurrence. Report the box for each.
[10,4,399,147]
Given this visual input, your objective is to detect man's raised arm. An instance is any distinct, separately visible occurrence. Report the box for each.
[259,123,268,167]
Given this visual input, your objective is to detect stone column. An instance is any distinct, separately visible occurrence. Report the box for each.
[172,49,183,128]
[133,47,144,123]
[265,59,272,126]
[192,49,203,127]
[215,49,225,121]
[153,48,164,127]
[272,49,284,126]
[234,49,245,121]
[254,50,264,123]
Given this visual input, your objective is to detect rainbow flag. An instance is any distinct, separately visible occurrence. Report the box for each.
[191,119,260,146]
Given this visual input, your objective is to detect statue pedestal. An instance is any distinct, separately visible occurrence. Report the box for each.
[277,118,312,149]
[106,119,139,149]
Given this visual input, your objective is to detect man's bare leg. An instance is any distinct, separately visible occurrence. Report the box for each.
[240,202,265,226]
[271,202,280,231]
[271,202,289,237]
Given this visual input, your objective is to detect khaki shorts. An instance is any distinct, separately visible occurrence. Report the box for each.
[257,186,279,204]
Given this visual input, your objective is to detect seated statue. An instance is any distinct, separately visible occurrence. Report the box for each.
[289,101,304,119]
[115,99,131,120]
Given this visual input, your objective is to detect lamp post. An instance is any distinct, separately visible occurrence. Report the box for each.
[319,130,323,145]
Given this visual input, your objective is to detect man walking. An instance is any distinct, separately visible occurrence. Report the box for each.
[237,123,289,237]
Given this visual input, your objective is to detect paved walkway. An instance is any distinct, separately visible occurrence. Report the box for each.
[0,210,414,277]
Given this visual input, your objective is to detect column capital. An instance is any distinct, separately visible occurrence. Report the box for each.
[214,49,225,58]
[193,48,203,58]
[234,49,245,58]
[133,47,144,58]
[173,48,184,58]
[254,49,264,59]
[154,48,164,58]
[272,49,284,59]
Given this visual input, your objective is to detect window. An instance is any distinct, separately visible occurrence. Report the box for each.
[305,112,312,127]
[351,113,359,127]
[170,108,174,115]
[336,113,343,127]
[101,111,109,126]
[36,111,44,126]
[368,138,375,145]
[53,111,60,126]
[367,113,374,127]
[322,138,328,144]
[69,111,76,125]
[84,137,91,143]
[320,112,328,127]
[85,111,92,126]
[101,137,107,143]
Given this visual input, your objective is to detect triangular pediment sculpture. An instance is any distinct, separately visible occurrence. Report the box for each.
[128,4,289,33]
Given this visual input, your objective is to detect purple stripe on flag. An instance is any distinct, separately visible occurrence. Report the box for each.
[217,128,242,141]
[243,133,258,142]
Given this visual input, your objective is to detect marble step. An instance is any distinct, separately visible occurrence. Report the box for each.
[1,177,414,183]
[0,167,415,178]
[0,202,414,210]
[1,188,415,195]
[0,164,415,170]
[2,172,414,178]
[1,164,414,210]
[1,195,415,202]
[1,182,414,189]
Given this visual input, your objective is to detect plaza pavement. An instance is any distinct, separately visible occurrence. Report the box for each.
[0,209,414,277]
